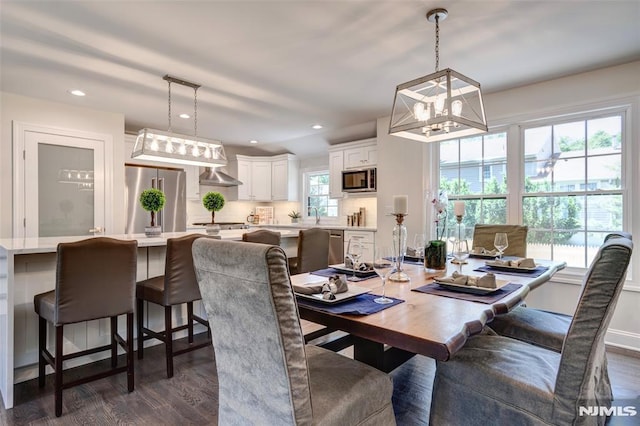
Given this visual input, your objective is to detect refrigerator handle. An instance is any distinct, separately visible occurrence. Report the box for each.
[151,177,156,189]
[158,178,164,230]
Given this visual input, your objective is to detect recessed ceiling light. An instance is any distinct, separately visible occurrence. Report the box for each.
[179,113,190,119]
[250,140,258,144]
[312,124,323,129]
[69,89,85,97]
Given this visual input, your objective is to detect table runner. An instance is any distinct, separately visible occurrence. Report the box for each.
[412,282,523,304]
[295,293,404,315]
[473,265,549,278]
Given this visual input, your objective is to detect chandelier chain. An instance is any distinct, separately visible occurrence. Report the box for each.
[194,87,198,139]
[167,81,172,132]
[435,14,440,72]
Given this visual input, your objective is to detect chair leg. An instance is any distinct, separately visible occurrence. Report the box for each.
[38,316,46,388]
[164,306,173,378]
[54,325,64,417]
[110,316,118,368]
[126,312,134,392]
[187,302,194,343]
[137,298,144,360]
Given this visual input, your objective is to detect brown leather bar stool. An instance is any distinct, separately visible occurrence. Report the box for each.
[34,237,137,417]
[136,234,211,378]
[242,229,281,245]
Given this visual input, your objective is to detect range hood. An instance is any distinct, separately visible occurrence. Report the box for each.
[199,167,243,187]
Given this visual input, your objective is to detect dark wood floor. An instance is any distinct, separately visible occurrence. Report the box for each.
[1,339,639,425]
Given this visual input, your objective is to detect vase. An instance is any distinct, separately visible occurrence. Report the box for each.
[206,223,221,235]
[424,239,447,270]
[144,226,161,237]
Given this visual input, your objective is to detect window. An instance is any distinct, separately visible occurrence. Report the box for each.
[305,171,338,219]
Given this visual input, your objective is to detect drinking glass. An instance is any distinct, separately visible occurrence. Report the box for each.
[452,239,470,272]
[494,232,509,260]
[372,247,395,304]
[413,233,425,260]
[345,238,364,282]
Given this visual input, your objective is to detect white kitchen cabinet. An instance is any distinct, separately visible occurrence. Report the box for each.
[230,154,298,201]
[344,143,377,169]
[251,160,272,201]
[328,138,377,198]
[185,165,200,200]
[271,154,299,201]
[329,150,344,199]
[344,230,376,263]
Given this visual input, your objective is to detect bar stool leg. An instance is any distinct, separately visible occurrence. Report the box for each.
[164,306,173,378]
[126,312,134,392]
[38,317,47,388]
[55,325,64,417]
[137,298,144,360]
[187,302,194,344]
[110,316,118,368]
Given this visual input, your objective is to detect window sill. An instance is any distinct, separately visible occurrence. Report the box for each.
[549,266,640,293]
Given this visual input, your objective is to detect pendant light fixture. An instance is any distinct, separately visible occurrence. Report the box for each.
[389,9,487,143]
[132,75,227,167]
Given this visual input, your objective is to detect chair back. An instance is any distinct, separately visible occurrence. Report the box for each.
[163,234,204,305]
[192,239,312,425]
[297,228,330,273]
[472,224,528,257]
[242,229,281,245]
[604,231,632,242]
[552,237,633,424]
[55,237,137,324]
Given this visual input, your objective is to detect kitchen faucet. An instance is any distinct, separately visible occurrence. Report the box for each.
[309,207,320,225]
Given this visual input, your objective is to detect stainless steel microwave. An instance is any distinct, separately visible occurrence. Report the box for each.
[342,168,377,193]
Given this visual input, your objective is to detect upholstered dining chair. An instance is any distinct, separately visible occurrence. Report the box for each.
[192,239,396,425]
[136,234,211,378]
[34,237,137,417]
[472,224,528,257]
[242,229,281,245]
[291,228,330,274]
[429,236,633,426]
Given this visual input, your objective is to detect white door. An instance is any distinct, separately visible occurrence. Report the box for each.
[14,123,111,238]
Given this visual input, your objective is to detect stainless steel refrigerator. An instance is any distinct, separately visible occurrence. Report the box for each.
[125,165,187,234]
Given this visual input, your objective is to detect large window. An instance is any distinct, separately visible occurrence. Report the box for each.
[305,171,338,219]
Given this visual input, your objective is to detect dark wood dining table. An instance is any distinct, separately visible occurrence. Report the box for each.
[293,257,566,372]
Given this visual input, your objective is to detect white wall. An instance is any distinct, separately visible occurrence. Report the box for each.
[0,92,125,238]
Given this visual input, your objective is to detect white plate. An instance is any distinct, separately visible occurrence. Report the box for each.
[330,263,378,278]
[294,284,371,304]
[484,260,538,272]
[433,278,510,295]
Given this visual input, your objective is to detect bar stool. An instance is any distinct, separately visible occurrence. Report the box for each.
[136,234,211,378]
[242,229,281,245]
[34,237,137,417]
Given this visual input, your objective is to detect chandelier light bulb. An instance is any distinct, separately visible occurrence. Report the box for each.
[434,97,445,115]
[150,138,159,151]
[165,140,174,153]
[191,144,200,157]
[452,100,463,117]
[178,143,187,155]
[204,146,211,158]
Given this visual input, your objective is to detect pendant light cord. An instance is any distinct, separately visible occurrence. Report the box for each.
[167,80,172,132]
[194,87,198,139]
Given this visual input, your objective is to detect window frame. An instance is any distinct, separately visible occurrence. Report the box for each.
[302,168,339,222]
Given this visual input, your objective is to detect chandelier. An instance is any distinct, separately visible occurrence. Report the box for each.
[132,75,227,167]
[389,9,487,143]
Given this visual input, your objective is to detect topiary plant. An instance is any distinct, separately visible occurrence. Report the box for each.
[139,188,166,227]
[202,191,225,224]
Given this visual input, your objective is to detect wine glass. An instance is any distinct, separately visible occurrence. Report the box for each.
[413,233,425,260]
[345,238,364,282]
[494,232,509,260]
[452,239,470,272]
[372,247,395,304]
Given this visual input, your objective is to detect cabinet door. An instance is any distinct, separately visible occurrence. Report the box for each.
[343,147,364,169]
[185,165,200,200]
[362,145,377,167]
[271,158,288,201]
[236,160,252,200]
[251,160,272,201]
[329,150,344,198]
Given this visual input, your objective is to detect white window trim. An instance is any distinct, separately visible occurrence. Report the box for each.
[301,167,340,225]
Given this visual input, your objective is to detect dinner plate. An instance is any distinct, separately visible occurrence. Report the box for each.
[433,278,510,295]
[484,261,538,272]
[294,284,371,304]
[330,264,378,278]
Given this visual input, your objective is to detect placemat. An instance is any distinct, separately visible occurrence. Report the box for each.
[412,282,523,304]
[296,293,404,315]
[473,265,548,278]
[310,268,378,281]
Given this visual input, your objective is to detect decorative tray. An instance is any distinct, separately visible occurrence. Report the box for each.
[484,261,538,272]
[294,284,371,304]
[433,278,510,295]
[330,264,378,278]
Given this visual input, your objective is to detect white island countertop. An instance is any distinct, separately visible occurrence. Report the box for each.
[251,224,377,232]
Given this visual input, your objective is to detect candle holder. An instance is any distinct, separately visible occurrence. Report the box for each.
[451,214,467,265]
[389,213,410,282]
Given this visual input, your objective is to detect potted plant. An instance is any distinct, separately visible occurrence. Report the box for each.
[288,210,301,223]
[139,188,166,237]
[202,191,225,235]
[425,190,448,271]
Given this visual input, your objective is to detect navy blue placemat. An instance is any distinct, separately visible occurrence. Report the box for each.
[310,268,378,281]
[473,265,548,278]
[412,282,523,304]
[296,293,404,315]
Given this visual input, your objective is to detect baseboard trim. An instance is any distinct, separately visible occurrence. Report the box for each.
[606,328,640,354]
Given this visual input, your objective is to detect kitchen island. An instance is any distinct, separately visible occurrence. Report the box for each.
[0,229,299,408]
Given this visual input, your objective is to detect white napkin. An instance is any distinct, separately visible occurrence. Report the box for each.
[437,271,497,289]
[491,258,535,268]
[293,275,349,300]
[473,247,498,256]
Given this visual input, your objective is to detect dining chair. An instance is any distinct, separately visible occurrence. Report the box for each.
[34,237,137,417]
[429,235,633,426]
[192,239,396,425]
[136,234,211,378]
[472,224,528,257]
[241,229,281,245]
[291,228,330,274]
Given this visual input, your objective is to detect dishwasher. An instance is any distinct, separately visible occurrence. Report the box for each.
[327,229,344,265]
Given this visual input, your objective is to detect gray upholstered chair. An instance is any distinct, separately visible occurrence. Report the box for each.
[34,237,137,417]
[472,224,528,257]
[136,234,211,378]
[293,228,330,274]
[429,236,633,426]
[242,229,281,245]
[192,239,396,425]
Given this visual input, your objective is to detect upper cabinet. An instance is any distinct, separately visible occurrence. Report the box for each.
[328,138,377,198]
[229,154,298,202]
[343,143,377,169]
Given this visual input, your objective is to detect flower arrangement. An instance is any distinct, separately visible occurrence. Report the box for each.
[430,189,449,240]
[202,191,225,224]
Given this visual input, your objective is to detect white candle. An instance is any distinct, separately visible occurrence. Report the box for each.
[454,200,465,216]
[393,195,408,215]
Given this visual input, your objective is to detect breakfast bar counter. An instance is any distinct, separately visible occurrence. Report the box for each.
[0,230,299,409]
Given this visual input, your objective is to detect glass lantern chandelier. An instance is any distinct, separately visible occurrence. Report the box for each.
[132,75,227,167]
[389,9,487,143]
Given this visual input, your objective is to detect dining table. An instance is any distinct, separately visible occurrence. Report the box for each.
[293,256,566,372]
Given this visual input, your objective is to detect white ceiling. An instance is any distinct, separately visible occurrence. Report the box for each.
[1,1,639,158]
